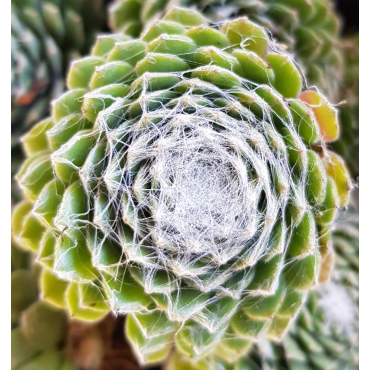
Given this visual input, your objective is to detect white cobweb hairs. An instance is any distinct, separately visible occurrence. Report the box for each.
[74,66,305,302]
[42,21,314,335]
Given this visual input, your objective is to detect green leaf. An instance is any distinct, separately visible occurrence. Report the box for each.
[266,54,302,98]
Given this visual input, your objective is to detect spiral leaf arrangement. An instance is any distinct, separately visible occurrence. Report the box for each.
[13,6,352,367]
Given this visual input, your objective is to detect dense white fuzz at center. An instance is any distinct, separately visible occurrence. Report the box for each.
[81,67,304,296]
[149,130,256,256]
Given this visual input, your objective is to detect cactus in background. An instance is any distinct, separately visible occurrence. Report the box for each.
[109,0,343,100]
[12,5,352,367]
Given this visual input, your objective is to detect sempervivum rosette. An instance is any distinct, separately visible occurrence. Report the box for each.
[13,7,351,367]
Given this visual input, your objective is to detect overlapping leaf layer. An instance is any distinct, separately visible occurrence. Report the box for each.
[109,0,343,100]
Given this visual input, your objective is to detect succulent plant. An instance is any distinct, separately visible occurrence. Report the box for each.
[11,1,61,134]
[11,0,106,131]
[166,204,359,369]
[108,0,343,100]
[13,6,352,367]
[11,245,77,370]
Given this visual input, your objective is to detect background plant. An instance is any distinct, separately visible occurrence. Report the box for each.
[11,0,107,201]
